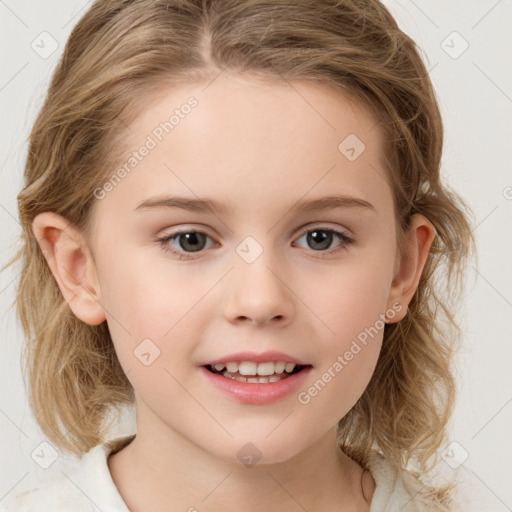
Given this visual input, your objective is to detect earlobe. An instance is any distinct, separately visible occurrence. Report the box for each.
[31,212,106,326]
[386,214,436,323]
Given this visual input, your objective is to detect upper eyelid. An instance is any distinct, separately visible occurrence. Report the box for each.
[297,223,351,236]
[160,222,352,237]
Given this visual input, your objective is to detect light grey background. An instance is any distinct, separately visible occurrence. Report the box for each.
[1,0,511,510]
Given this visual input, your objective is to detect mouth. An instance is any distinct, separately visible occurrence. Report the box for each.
[203,361,311,384]
[200,359,313,404]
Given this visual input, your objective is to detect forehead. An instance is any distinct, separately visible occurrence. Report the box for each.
[125,73,384,156]
[91,73,392,223]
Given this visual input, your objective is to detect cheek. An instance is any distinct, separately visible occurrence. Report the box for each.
[306,246,394,337]
[299,274,387,418]
[296,244,394,400]
[97,249,198,331]
[96,250,217,376]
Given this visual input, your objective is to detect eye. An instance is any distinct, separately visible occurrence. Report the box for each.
[156,225,354,261]
[294,226,354,256]
[156,230,216,260]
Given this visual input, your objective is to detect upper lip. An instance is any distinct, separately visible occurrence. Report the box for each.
[200,351,311,367]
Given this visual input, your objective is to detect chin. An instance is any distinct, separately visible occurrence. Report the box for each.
[215,440,304,467]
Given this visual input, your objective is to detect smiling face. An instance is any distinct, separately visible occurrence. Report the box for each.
[35,72,428,466]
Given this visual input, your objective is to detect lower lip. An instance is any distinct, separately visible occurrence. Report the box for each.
[199,366,312,405]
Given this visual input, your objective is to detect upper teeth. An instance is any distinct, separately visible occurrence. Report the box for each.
[213,361,297,376]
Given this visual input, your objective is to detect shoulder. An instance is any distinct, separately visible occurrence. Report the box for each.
[0,462,100,512]
[0,473,93,512]
[366,451,440,512]
[0,435,135,512]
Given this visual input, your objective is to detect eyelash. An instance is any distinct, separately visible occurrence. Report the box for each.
[156,226,354,261]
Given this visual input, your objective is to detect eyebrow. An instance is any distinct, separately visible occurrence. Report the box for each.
[135,194,376,216]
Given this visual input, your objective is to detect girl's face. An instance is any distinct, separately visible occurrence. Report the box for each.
[84,73,409,464]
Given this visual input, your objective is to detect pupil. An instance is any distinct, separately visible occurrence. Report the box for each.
[180,232,205,252]
[308,230,331,250]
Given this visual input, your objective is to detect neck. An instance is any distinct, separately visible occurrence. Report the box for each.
[108,406,373,512]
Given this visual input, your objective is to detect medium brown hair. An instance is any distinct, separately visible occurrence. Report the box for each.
[5,0,474,508]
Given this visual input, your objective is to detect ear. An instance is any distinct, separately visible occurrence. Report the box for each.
[31,212,106,326]
[385,214,436,323]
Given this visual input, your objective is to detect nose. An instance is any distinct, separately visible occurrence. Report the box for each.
[222,253,294,327]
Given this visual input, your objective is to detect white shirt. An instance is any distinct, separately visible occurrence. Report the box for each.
[1,435,434,511]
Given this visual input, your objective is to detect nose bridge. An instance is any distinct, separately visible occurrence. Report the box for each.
[223,235,294,325]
